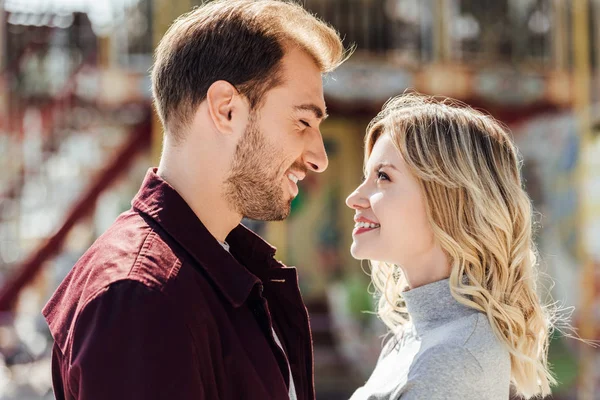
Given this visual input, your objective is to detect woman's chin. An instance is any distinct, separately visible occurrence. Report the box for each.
[350,243,374,261]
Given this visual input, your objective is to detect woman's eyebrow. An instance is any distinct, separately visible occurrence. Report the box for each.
[374,162,399,172]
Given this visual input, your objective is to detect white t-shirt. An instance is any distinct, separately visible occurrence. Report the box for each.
[272,328,298,400]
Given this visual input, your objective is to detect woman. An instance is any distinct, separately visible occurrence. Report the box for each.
[346,93,554,399]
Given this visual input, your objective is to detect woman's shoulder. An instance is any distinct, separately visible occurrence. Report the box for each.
[402,339,509,400]
[426,312,510,372]
[464,313,510,366]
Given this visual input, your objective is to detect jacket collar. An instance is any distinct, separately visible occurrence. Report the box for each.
[132,168,281,307]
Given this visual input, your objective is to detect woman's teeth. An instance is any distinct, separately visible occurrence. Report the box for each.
[355,222,380,229]
[288,173,299,184]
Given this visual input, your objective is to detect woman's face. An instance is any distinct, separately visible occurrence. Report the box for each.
[345,133,435,267]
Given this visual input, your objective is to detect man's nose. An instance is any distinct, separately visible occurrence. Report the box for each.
[303,130,329,173]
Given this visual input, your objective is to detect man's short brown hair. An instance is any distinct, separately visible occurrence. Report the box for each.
[151,0,347,140]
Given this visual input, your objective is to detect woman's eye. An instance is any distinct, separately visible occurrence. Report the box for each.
[300,120,311,128]
[376,171,390,181]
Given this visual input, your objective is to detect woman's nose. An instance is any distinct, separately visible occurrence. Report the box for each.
[346,186,369,210]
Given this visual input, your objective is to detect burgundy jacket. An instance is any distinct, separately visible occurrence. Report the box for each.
[43,169,315,399]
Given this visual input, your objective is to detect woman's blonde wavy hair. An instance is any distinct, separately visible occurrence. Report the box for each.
[366,93,555,398]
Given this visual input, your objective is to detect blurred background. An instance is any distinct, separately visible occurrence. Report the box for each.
[0,0,598,398]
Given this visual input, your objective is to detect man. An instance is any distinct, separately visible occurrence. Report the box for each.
[42,1,347,398]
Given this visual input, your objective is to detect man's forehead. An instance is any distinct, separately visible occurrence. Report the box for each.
[279,48,323,89]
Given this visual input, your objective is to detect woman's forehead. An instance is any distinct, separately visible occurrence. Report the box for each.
[365,135,403,168]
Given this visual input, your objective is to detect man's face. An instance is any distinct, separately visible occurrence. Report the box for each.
[224,47,328,221]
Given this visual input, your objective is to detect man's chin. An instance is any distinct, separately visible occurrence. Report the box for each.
[243,200,292,222]
[264,205,291,222]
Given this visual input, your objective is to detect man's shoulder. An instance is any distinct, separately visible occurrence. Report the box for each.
[75,210,184,290]
[42,209,189,353]
[54,279,204,390]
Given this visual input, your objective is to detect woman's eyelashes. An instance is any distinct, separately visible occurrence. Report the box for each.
[376,170,390,182]
[300,120,311,128]
[361,170,391,183]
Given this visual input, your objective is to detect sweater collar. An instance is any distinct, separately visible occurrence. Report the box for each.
[402,278,477,334]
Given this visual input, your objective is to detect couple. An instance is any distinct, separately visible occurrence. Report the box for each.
[43,1,554,399]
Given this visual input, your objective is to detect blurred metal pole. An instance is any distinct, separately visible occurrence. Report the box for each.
[0,2,4,74]
[596,0,600,76]
[572,0,595,399]
[432,0,450,63]
[0,1,5,129]
[98,36,111,68]
[552,0,567,70]
[151,0,192,165]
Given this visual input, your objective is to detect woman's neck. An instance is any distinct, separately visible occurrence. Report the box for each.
[401,245,451,290]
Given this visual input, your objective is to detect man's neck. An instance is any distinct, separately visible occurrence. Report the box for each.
[157,163,240,243]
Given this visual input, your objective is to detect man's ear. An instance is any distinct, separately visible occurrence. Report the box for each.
[206,80,238,134]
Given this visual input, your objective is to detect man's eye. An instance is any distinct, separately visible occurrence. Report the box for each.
[300,120,311,128]
[376,171,390,181]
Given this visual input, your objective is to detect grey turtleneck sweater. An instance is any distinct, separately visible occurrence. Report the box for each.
[350,278,511,400]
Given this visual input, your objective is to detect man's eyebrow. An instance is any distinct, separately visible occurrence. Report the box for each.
[294,104,328,120]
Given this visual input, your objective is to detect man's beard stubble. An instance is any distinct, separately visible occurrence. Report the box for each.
[224,115,303,221]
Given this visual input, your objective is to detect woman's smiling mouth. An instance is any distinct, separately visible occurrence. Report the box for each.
[353,218,381,235]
